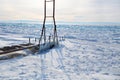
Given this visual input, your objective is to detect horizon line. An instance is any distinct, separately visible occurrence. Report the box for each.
[0,20,120,25]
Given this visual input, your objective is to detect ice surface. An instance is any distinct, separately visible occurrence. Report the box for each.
[0,23,120,80]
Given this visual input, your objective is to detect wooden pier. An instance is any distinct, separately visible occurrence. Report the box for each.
[0,43,39,55]
[0,41,57,60]
[0,43,38,60]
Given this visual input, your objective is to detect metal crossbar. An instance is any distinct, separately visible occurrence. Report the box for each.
[46,16,53,18]
[46,0,53,2]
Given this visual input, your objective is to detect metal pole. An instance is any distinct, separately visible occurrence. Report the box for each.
[53,0,58,44]
[39,0,46,45]
[43,0,46,44]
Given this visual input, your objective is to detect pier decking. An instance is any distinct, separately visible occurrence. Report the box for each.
[0,43,39,55]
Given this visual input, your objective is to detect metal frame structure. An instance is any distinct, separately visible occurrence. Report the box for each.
[39,0,58,45]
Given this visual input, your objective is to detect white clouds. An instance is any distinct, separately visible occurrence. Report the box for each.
[0,0,120,22]
[64,0,120,22]
[0,0,43,20]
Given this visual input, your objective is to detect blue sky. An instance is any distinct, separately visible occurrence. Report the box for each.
[0,0,120,22]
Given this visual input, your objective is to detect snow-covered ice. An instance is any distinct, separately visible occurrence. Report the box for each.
[0,23,120,80]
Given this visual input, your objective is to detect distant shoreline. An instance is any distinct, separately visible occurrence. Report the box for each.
[0,20,120,25]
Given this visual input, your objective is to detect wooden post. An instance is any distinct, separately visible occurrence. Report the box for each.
[29,38,31,44]
[49,36,51,43]
[35,38,36,42]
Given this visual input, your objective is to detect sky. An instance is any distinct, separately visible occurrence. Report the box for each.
[0,0,120,22]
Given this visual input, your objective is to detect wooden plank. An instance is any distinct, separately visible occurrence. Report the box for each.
[0,44,39,55]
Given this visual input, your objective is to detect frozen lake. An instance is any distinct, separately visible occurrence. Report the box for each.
[0,23,120,80]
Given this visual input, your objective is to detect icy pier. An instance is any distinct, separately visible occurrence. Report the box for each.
[0,41,58,60]
[0,43,38,54]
